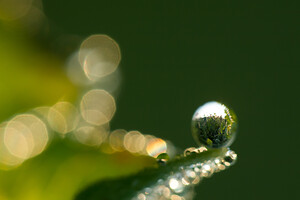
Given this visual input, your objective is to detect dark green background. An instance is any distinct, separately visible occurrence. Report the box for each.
[43,0,299,199]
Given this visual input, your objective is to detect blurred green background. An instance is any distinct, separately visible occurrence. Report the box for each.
[0,0,299,199]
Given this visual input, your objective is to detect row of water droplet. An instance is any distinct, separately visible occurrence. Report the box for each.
[132,148,237,200]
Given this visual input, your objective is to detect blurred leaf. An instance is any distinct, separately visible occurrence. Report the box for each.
[75,148,228,200]
[0,25,77,121]
[0,140,156,200]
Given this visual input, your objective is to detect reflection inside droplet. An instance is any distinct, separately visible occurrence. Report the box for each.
[192,101,227,119]
[191,101,238,148]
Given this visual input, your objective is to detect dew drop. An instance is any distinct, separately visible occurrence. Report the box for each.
[169,177,184,193]
[223,150,237,166]
[191,101,238,148]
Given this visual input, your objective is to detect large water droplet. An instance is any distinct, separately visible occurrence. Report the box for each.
[191,101,238,148]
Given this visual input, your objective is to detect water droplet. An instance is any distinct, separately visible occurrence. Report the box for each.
[146,138,167,157]
[191,101,237,148]
[182,169,199,185]
[157,153,169,160]
[223,150,237,166]
[183,147,197,157]
[198,146,208,152]
[192,166,201,175]
[153,185,170,198]
[137,193,146,200]
[214,157,226,171]
[171,194,183,200]
[156,153,169,166]
[169,177,184,193]
[200,162,215,177]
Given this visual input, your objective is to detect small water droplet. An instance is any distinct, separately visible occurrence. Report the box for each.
[171,194,183,200]
[137,193,146,200]
[223,150,237,166]
[214,157,226,172]
[144,187,152,195]
[157,159,167,166]
[169,177,184,193]
[200,162,214,177]
[156,153,169,166]
[182,169,198,185]
[183,147,198,157]
[157,153,169,160]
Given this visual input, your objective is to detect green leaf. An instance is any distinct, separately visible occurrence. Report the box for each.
[75,148,235,200]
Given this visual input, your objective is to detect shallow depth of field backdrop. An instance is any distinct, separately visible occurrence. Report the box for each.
[0,0,299,200]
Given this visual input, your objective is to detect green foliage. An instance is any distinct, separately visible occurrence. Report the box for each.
[0,140,155,200]
[0,25,77,122]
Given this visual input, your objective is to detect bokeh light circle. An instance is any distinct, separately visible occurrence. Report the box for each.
[48,102,80,134]
[79,34,121,81]
[74,123,109,147]
[80,89,116,126]
[4,114,49,159]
